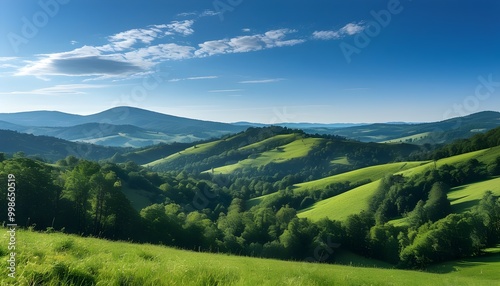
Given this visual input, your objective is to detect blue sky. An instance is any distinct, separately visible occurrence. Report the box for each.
[1,0,499,123]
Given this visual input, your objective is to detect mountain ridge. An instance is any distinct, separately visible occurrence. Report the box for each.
[0,107,499,147]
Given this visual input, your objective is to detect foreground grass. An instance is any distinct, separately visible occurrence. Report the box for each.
[1,230,499,286]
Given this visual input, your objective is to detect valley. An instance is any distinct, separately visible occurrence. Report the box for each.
[0,108,500,285]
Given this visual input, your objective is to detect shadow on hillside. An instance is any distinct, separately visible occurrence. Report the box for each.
[449,185,468,194]
[451,199,480,212]
[426,251,500,274]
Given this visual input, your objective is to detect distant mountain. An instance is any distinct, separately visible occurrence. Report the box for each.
[23,123,178,148]
[320,111,500,144]
[0,130,126,162]
[0,120,26,132]
[1,107,499,148]
[0,111,83,127]
[232,121,367,129]
[0,107,250,147]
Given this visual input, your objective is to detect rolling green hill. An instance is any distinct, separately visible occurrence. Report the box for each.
[448,177,500,213]
[249,161,426,208]
[143,126,420,180]
[207,137,325,174]
[298,146,500,222]
[297,180,381,221]
[4,229,499,285]
[295,161,425,193]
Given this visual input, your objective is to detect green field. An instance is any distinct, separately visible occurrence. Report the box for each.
[238,134,298,152]
[390,176,500,227]
[2,229,499,285]
[295,161,425,194]
[330,156,350,165]
[298,180,381,221]
[381,132,431,144]
[298,147,500,222]
[143,139,222,167]
[208,137,324,174]
[398,146,500,178]
[448,176,500,213]
[249,161,426,208]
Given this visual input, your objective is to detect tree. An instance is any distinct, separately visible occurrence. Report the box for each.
[476,191,500,245]
[369,225,399,263]
[487,156,500,176]
[0,158,59,229]
[89,171,121,236]
[63,160,100,233]
[276,205,297,231]
[279,218,318,259]
[343,211,374,253]
[424,182,451,222]
[400,213,484,268]
[408,200,426,227]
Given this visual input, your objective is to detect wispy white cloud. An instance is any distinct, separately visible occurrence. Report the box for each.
[0,57,18,62]
[195,29,305,57]
[163,20,194,36]
[14,20,196,79]
[208,89,243,93]
[0,84,107,95]
[239,78,285,84]
[177,10,219,18]
[313,22,366,40]
[200,10,220,17]
[177,11,197,17]
[0,57,20,73]
[169,75,218,82]
[13,19,307,81]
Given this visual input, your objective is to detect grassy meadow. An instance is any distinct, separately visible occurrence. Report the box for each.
[209,137,324,175]
[298,180,381,221]
[298,147,500,222]
[248,161,425,208]
[1,229,499,286]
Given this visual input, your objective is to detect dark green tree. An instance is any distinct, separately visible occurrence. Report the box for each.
[424,182,451,222]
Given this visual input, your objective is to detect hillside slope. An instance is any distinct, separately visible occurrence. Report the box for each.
[144,126,419,173]
[298,145,500,221]
[0,129,126,161]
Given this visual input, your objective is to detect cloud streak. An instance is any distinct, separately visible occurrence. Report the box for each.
[169,76,218,82]
[239,78,285,84]
[208,89,243,93]
[195,29,305,57]
[12,17,358,81]
[0,84,107,95]
[313,22,366,40]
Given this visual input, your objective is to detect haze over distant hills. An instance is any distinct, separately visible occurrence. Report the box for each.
[0,107,249,147]
[0,107,499,148]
